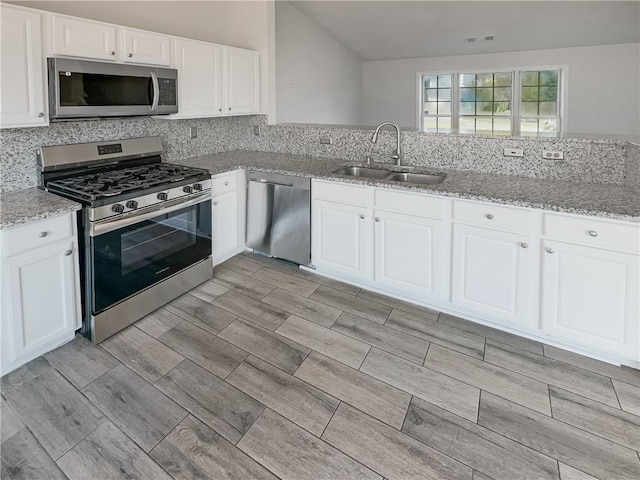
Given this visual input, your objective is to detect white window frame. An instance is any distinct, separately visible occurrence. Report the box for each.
[416,65,568,136]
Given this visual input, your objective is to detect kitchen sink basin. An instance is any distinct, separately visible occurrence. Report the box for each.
[386,172,446,185]
[333,166,392,179]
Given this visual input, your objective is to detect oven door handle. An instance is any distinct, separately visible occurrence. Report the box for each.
[90,193,210,237]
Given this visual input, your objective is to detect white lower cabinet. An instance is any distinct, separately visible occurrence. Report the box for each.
[451,223,534,328]
[211,170,246,265]
[1,214,81,375]
[374,210,443,300]
[312,199,369,281]
[541,239,639,358]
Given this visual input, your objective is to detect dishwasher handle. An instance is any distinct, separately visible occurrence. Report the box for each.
[251,178,293,187]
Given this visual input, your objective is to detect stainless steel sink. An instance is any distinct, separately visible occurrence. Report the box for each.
[334,166,393,179]
[386,172,446,185]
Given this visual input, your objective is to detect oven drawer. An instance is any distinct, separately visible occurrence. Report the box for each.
[3,214,74,256]
[212,171,237,195]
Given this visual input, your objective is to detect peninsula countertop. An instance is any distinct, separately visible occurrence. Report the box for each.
[181,150,640,222]
[1,187,82,230]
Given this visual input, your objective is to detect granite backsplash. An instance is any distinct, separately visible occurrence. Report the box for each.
[1,114,638,192]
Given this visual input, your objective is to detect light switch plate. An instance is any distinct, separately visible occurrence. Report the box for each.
[503,148,524,157]
[320,137,333,145]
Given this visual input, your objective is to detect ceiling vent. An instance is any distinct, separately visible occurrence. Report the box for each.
[465,35,495,43]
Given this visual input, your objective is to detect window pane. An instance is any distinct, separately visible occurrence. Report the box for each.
[476,116,492,132]
[424,117,438,131]
[540,70,558,85]
[438,88,451,101]
[438,117,451,131]
[426,89,438,101]
[494,72,512,86]
[438,102,451,115]
[460,116,476,133]
[438,75,452,88]
[424,102,437,115]
[477,102,493,115]
[539,118,558,134]
[539,86,557,101]
[460,88,476,101]
[520,118,539,136]
[494,102,511,115]
[424,75,438,89]
[460,102,475,115]
[521,71,539,86]
[477,73,493,87]
[539,102,557,116]
[493,117,511,134]
[476,88,493,101]
[521,102,538,116]
[494,87,511,101]
[521,86,539,101]
[460,74,476,87]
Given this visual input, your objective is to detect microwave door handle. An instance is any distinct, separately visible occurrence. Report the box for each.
[150,71,160,113]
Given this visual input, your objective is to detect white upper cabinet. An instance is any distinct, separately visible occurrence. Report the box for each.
[122,28,171,66]
[173,39,223,118]
[225,47,260,115]
[50,14,117,61]
[0,4,47,128]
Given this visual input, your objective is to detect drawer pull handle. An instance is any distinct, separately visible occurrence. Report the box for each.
[64,250,72,256]
[128,53,133,57]
[219,108,222,112]
[520,242,528,249]
[485,214,494,220]
[224,181,229,186]
[110,51,116,56]
[359,214,365,220]
[38,112,45,117]
[39,231,48,238]
[546,247,555,254]
[588,230,598,237]
[213,201,219,206]
[375,217,380,222]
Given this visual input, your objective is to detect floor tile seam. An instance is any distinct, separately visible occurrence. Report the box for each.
[356,292,436,321]
[323,400,473,479]
[547,385,640,453]
[212,302,291,332]
[480,353,622,412]
[477,390,640,464]
[162,305,236,335]
[380,344,553,417]
[7,423,65,476]
[383,312,485,348]
[249,267,322,297]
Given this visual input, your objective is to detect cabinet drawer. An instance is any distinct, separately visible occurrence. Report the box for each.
[453,200,532,233]
[375,188,444,219]
[212,171,237,195]
[3,214,73,257]
[312,180,368,207]
[543,213,639,254]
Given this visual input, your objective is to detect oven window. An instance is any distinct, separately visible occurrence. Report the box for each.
[92,200,211,313]
[59,72,152,106]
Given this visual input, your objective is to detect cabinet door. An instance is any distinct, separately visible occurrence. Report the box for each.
[174,39,223,117]
[374,210,443,300]
[312,200,368,281]
[451,224,533,327]
[224,47,259,114]
[541,240,639,358]
[212,191,239,264]
[122,29,171,66]
[2,240,79,374]
[0,5,47,128]
[51,15,117,60]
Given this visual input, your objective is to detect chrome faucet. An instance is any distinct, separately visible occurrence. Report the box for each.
[371,122,402,166]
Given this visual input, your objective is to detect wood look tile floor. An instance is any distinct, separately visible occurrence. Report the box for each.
[2,252,640,480]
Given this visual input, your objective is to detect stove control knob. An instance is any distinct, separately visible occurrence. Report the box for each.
[193,183,203,191]
[112,204,125,214]
[183,185,193,194]
[126,200,138,210]
[157,192,168,201]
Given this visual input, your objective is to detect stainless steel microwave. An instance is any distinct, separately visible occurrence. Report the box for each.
[47,58,178,119]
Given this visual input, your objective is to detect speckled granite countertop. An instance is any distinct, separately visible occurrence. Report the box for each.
[1,188,82,230]
[183,150,640,222]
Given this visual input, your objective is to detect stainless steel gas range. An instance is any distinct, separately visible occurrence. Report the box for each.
[38,137,212,343]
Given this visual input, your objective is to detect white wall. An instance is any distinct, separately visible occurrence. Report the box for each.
[275,1,362,125]
[363,43,640,135]
[11,0,275,115]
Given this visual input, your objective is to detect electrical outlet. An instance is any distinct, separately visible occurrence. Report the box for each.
[320,137,333,145]
[253,125,261,136]
[503,148,524,157]
[189,127,198,139]
[542,150,564,160]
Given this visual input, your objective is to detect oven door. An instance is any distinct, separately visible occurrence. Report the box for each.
[90,194,211,314]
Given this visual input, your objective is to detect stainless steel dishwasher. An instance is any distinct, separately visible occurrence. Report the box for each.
[246,171,311,265]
